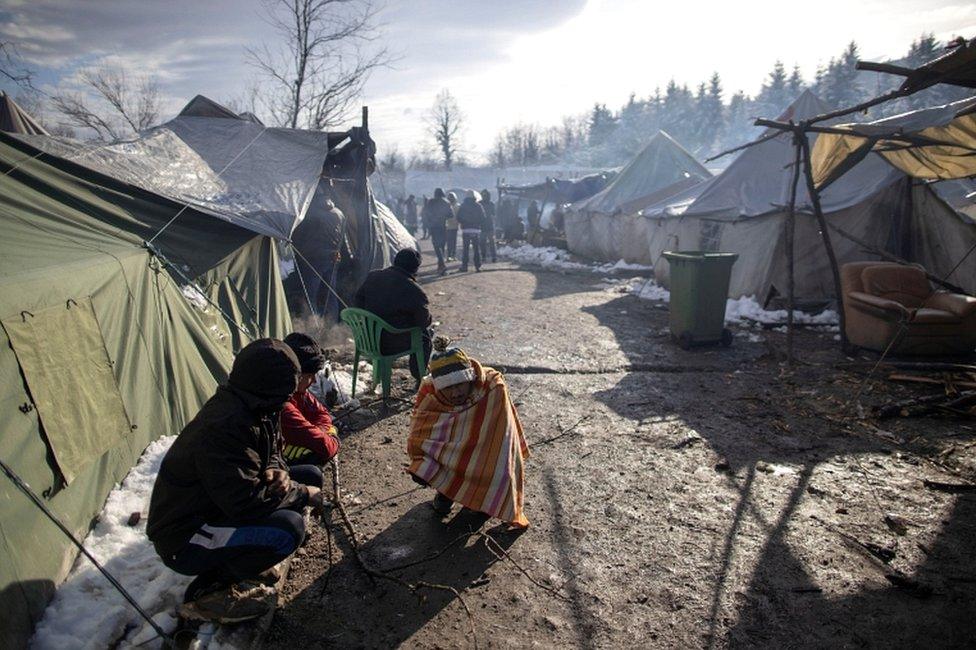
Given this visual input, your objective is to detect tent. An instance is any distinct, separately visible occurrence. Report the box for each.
[564,131,712,264]
[0,96,413,647]
[0,92,48,136]
[640,90,976,301]
[14,95,414,313]
[0,129,290,648]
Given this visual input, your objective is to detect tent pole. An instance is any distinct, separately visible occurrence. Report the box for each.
[785,125,802,364]
[799,130,849,351]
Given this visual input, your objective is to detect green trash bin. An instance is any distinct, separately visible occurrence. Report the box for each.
[662,250,738,350]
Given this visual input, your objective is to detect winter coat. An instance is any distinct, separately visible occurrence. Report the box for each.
[422,197,453,231]
[147,340,308,559]
[354,265,432,353]
[281,390,340,464]
[456,197,486,231]
[481,199,496,231]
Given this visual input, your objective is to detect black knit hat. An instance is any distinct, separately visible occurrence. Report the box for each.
[229,338,300,401]
[283,332,327,374]
[393,248,421,275]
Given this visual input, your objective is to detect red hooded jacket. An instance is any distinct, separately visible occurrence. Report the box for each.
[280,390,340,464]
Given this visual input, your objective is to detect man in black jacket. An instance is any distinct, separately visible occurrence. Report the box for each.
[456,190,485,272]
[148,339,325,623]
[479,188,497,263]
[354,248,433,382]
[421,188,452,275]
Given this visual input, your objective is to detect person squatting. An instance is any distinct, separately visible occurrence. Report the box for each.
[147,248,528,624]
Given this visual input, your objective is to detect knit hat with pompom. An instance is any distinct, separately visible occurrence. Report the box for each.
[428,336,475,390]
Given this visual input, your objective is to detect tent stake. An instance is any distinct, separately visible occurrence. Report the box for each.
[799,131,849,351]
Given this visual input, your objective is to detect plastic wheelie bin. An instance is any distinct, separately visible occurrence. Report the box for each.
[662,251,738,350]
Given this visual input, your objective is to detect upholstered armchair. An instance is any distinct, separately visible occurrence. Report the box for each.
[840,261,976,356]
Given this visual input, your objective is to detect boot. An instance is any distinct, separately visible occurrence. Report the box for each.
[179,582,275,623]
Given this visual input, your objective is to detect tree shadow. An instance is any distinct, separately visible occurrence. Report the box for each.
[272,502,524,648]
[580,291,976,647]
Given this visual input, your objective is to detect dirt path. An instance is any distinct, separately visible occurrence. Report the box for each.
[267,239,976,649]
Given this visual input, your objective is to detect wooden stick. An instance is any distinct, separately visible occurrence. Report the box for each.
[785,126,803,364]
[326,460,480,649]
[799,134,848,350]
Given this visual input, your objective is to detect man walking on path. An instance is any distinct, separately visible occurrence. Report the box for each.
[403,195,418,236]
[421,189,452,274]
[354,248,433,383]
[479,188,497,263]
[456,190,485,272]
[445,192,459,261]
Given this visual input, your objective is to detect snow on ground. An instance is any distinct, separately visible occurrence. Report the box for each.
[498,243,656,276]
[31,436,187,650]
[496,244,591,271]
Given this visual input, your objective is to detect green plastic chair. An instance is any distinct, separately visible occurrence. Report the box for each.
[340,307,428,400]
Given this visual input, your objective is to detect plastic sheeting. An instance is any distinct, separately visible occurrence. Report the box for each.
[811,96,976,187]
[16,116,332,240]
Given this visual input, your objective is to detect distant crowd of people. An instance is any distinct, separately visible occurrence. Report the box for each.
[391,189,566,275]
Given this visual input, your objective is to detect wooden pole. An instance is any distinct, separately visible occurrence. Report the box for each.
[799,132,849,351]
[785,125,803,364]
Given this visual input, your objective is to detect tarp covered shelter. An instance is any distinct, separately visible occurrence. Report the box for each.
[811,95,976,188]
[564,130,712,264]
[0,92,48,136]
[0,130,291,648]
[14,95,414,311]
[640,90,976,301]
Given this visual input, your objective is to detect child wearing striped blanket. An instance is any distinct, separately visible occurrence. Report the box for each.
[407,337,530,528]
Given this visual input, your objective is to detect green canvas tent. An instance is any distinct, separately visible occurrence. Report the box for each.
[0,130,291,648]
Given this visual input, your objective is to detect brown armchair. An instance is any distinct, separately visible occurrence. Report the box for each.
[840,261,976,356]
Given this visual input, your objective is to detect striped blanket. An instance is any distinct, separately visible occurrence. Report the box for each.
[407,360,530,527]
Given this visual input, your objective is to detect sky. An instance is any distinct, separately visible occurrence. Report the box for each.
[1,0,975,161]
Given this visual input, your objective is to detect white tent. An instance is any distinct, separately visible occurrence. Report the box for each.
[640,90,976,301]
[564,130,711,264]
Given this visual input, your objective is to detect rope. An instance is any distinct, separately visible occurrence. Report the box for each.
[0,457,174,647]
[143,240,253,339]
[290,243,350,309]
[291,243,317,316]
[146,126,268,245]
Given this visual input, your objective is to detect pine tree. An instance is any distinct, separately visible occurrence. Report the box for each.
[587,103,617,147]
[759,60,789,113]
[695,73,724,154]
[787,64,805,99]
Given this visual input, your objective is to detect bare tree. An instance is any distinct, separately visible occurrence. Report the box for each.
[246,0,390,130]
[0,41,33,88]
[426,89,463,171]
[52,67,161,140]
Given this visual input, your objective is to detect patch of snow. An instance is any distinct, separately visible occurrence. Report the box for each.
[180,284,209,311]
[31,436,188,650]
[497,244,590,270]
[724,296,838,327]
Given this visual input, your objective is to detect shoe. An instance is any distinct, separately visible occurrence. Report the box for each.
[179,582,275,623]
[432,492,453,516]
[475,267,481,272]
[459,266,468,272]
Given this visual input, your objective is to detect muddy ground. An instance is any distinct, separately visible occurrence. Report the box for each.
[267,239,976,649]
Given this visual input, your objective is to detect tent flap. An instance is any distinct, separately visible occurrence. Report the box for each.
[2,297,132,485]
